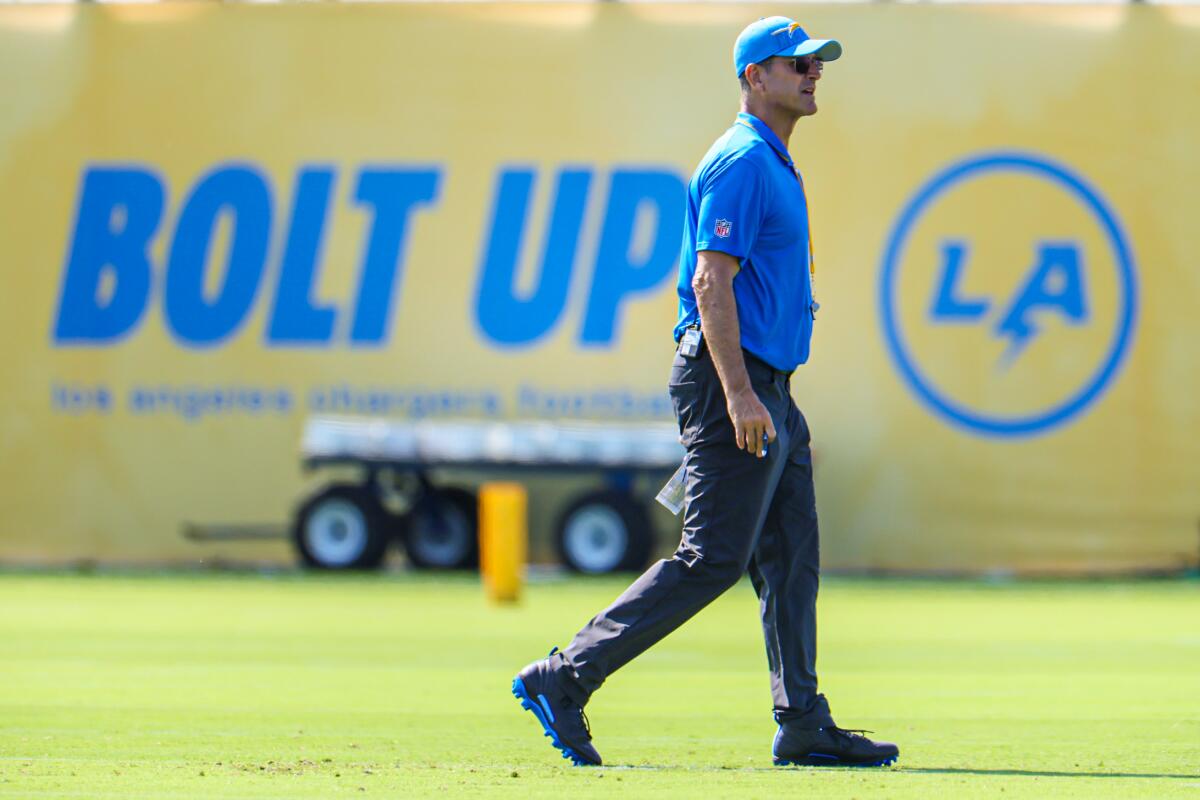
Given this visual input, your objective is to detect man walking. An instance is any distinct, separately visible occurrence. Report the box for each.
[512,16,898,769]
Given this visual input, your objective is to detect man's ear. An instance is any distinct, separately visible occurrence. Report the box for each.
[746,61,769,93]
[744,64,759,92]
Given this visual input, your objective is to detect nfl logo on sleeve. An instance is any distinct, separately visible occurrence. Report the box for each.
[715,219,732,238]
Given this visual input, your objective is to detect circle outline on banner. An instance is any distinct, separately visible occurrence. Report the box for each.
[878,151,1138,438]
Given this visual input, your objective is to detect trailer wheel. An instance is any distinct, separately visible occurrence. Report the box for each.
[402,487,479,570]
[293,484,388,570]
[556,490,653,574]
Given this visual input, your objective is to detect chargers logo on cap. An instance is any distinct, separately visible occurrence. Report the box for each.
[879,151,1138,438]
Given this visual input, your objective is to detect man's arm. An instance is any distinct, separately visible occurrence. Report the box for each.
[693,250,777,457]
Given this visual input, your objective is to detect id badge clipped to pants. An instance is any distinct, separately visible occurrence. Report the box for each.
[679,326,703,358]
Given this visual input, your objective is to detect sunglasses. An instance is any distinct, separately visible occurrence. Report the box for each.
[783,55,823,74]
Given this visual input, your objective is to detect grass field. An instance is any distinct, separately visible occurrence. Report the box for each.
[1,572,1198,799]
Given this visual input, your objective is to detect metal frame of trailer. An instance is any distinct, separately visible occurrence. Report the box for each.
[294,416,684,574]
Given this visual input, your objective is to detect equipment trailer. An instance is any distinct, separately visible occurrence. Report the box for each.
[296,416,684,574]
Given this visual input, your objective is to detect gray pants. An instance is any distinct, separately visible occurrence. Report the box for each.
[560,345,833,727]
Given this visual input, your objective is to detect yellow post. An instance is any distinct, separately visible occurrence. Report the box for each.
[479,482,526,604]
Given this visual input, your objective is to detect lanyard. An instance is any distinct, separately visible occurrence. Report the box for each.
[735,117,816,280]
[797,171,816,281]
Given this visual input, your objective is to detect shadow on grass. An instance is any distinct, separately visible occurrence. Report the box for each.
[607,764,1200,780]
[898,767,1200,780]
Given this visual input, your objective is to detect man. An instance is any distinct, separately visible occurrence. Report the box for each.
[512,16,899,769]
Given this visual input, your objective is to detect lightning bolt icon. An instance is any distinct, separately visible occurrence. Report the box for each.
[993,242,1088,371]
[995,315,1038,371]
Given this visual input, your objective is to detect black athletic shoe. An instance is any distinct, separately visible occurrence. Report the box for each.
[512,648,602,766]
[773,724,899,767]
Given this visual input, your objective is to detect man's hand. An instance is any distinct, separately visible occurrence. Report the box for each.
[727,386,777,457]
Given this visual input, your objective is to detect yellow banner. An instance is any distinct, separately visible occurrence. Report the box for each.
[1,3,1197,571]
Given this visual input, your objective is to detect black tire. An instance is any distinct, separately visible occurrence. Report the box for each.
[401,487,479,570]
[555,490,654,574]
[293,484,389,570]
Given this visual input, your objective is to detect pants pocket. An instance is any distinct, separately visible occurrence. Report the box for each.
[668,380,701,446]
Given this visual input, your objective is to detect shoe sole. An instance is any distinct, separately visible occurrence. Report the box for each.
[774,754,899,768]
[511,677,598,767]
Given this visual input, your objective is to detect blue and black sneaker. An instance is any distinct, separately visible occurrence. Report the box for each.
[773,725,899,767]
[512,648,602,766]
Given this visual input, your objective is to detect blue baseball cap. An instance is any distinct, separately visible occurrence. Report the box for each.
[734,16,842,78]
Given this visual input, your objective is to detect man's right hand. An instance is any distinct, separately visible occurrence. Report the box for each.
[727,387,777,457]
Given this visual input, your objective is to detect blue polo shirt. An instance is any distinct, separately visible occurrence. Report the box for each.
[673,112,815,372]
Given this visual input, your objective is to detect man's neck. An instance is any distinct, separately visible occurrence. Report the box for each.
[740,100,798,152]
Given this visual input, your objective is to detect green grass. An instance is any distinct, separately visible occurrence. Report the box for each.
[1,572,1198,799]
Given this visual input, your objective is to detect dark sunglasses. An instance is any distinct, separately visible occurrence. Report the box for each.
[783,55,823,74]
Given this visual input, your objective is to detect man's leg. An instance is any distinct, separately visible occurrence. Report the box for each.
[751,401,900,767]
[746,400,832,727]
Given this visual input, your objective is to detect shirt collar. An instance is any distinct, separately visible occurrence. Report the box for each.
[735,112,794,170]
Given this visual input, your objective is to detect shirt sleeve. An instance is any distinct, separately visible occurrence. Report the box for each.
[695,157,767,260]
